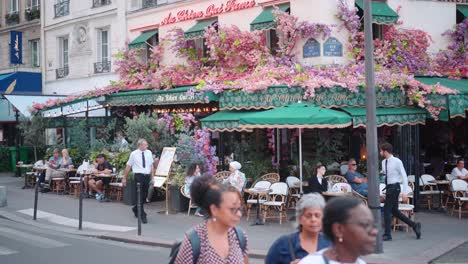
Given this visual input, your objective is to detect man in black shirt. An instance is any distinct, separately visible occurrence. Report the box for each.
[89,154,113,201]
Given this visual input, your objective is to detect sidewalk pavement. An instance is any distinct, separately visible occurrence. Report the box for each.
[1,173,467,263]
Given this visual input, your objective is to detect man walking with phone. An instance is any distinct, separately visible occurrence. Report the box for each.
[380,143,421,241]
[123,139,154,224]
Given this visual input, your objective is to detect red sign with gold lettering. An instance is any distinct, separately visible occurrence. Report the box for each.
[160,0,256,26]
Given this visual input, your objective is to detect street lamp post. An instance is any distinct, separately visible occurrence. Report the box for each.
[363,0,383,253]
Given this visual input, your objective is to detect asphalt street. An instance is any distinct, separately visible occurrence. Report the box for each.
[0,217,171,264]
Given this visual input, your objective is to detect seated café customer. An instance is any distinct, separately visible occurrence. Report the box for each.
[299,197,377,264]
[44,149,73,192]
[224,161,246,192]
[306,163,328,194]
[89,154,113,201]
[451,159,468,180]
[185,163,203,216]
[345,158,368,197]
[40,148,61,191]
[266,193,331,264]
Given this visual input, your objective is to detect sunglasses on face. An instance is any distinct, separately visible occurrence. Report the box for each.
[350,164,357,166]
[227,207,243,215]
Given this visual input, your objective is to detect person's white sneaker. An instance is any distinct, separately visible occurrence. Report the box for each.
[195,212,204,217]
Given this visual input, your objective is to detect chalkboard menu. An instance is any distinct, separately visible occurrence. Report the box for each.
[324,37,343,57]
[303,38,320,58]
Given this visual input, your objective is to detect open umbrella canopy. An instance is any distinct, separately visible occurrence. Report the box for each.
[239,102,352,129]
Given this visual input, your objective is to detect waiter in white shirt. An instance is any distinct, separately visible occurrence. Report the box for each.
[123,139,154,224]
[380,143,421,241]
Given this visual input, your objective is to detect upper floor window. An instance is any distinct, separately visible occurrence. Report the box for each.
[30,39,40,67]
[93,0,111,8]
[6,0,20,25]
[95,29,111,73]
[57,36,69,79]
[10,0,19,13]
[26,0,41,21]
[55,0,70,18]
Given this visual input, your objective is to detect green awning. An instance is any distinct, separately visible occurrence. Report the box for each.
[128,31,157,49]
[239,103,352,129]
[201,110,256,132]
[457,6,468,18]
[106,86,219,106]
[250,4,290,31]
[342,107,427,128]
[355,0,399,24]
[184,18,217,39]
[416,77,468,118]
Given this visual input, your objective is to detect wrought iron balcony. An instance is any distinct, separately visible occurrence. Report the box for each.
[54,1,70,18]
[25,6,40,21]
[5,12,20,26]
[93,0,111,8]
[94,61,111,74]
[56,66,69,79]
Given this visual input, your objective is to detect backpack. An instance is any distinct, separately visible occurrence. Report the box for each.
[168,226,247,264]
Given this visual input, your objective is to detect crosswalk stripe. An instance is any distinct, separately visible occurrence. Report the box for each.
[17,208,136,232]
[0,227,70,248]
[0,245,18,256]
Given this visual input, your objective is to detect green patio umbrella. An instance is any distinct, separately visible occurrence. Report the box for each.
[239,102,352,193]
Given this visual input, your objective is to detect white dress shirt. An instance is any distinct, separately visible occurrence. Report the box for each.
[127,149,153,174]
[381,155,410,195]
[452,167,468,178]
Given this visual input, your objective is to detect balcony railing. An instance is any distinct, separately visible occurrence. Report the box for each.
[56,66,69,79]
[25,6,40,21]
[5,12,20,26]
[93,0,111,8]
[55,1,70,18]
[94,61,111,74]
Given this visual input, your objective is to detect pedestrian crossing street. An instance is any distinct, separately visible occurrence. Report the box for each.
[0,226,70,256]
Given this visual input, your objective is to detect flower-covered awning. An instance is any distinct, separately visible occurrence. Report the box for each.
[239,103,352,129]
[219,86,408,110]
[355,0,399,24]
[105,86,219,107]
[457,6,468,19]
[416,77,468,118]
[250,4,290,31]
[184,18,218,39]
[342,107,427,128]
[128,30,158,49]
[200,110,255,132]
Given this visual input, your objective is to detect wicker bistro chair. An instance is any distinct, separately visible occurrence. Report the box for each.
[252,173,280,186]
[215,171,230,182]
[450,179,468,219]
[109,174,124,201]
[324,175,348,185]
[246,180,272,221]
[262,182,289,224]
[419,174,441,210]
[180,184,198,216]
[286,176,301,208]
[352,190,368,206]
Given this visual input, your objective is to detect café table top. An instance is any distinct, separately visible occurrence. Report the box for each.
[16,164,33,168]
[246,188,270,195]
[33,166,47,171]
[322,191,353,197]
[92,173,113,178]
[429,180,450,185]
[58,168,77,172]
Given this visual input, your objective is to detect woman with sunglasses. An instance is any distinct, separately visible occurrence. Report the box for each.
[299,197,377,264]
[175,175,248,264]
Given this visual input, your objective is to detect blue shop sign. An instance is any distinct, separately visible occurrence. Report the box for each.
[10,31,23,64]
[303,38,320,58]
[324,37,343,57]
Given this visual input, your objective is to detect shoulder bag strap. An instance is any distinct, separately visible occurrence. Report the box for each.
[187,229,201,264]
[287,234,297,260]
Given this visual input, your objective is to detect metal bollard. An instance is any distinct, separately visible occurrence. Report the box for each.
[79,173,83,230]
[137,182,142,236]
[33,174,39,220]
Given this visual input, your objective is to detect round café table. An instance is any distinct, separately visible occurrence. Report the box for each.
[245,188,270,225]
[16,164,33,189]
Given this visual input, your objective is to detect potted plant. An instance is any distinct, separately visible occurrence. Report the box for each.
[168,165,189,213]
